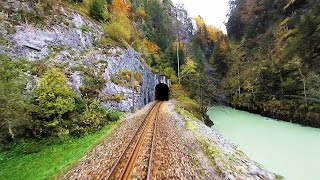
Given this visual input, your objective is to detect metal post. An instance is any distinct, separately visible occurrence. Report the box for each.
[131,71,135,112]
[177,40,180,84]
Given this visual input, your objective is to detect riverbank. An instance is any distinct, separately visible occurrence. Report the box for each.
[231,102,320,128]
[208,106,320,180]
[172,100,277,179]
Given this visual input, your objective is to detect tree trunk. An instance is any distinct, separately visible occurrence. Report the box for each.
[298,67,307,103]
[252,88,256,102]
[237,65,241,97]
[6,119,15,140]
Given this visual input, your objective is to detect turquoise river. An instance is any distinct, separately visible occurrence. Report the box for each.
[208,106,320,180]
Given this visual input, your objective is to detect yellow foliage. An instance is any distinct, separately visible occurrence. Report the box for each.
[104,14,132,43]
[195,16,205,30]
[152,54,161,64]
[207,26,220,42]
[181,58,197,79]
[136,6,147,19]
[104,94,125,102]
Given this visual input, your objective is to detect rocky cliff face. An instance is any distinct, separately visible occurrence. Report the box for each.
[0,0,166,112]
[101,48,157,111]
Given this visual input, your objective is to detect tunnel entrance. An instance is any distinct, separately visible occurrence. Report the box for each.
[155,83,169,101]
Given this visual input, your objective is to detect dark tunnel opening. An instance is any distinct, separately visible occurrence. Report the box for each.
[155,83,170,101]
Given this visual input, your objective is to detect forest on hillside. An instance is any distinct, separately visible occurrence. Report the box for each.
[220,0,320,127]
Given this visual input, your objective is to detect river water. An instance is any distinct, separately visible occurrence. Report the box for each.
[207,106,320,180]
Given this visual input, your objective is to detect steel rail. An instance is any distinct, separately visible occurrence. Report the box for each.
[105,101,162,180]
[146,104,160,180]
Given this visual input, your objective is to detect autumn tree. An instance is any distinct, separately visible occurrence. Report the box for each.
[111,0,130,16]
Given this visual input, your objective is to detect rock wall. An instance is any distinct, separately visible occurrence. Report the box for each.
[0,0,169,112]
[102,48,157,112]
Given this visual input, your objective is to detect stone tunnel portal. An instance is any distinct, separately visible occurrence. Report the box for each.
[155,83,169,101]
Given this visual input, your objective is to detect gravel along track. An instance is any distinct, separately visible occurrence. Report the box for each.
[63,102,157,179]
[63,101,217,180]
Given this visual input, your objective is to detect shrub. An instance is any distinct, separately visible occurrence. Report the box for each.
[104,14,132,43]
[35,0,58,14]
[80,25,91,33]
[30,68,79,138]
[30,60,49,77]
[0,55,30,143]
[80,69,106,99]
[106,111,122,122]
[171,84,202,119]
[110,70,142,89]
[90,0,107,22]
[103,93,125,102]
[98,37,115,48]
[135,6,147,20]
[70,100,121,136]
[70,100,106,136]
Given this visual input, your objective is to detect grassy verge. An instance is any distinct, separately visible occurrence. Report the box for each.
[171,84,202,119]
[0,121,120,180]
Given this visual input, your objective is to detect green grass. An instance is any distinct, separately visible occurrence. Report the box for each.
[0,122,120,180]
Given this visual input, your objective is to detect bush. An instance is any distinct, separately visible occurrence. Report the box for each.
[104,14,132,43]
[30,60,49,77]
[103,94,125,102]
[98,37,117,49]
[30,68,80,138]
[70,100,121,136]
[110,70,142,88]
[0,55,30,143]
[80,69,106,99]
[135,6,147,20]
[106,111,122,122]
[90,0,107,22]
[171,84,202,119]
[35,0,59,14]
[80,25,91,33]
[70,100,106,136]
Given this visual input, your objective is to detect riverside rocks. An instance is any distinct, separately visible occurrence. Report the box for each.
[170,101,276,179]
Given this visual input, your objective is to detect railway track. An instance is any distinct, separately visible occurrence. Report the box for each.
[104,101,163,180]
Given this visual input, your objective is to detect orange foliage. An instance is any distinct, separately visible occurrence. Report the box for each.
[143,39,160,54]
[111,0,130,16]
[219,38,227,51]
[195,15,227,54]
